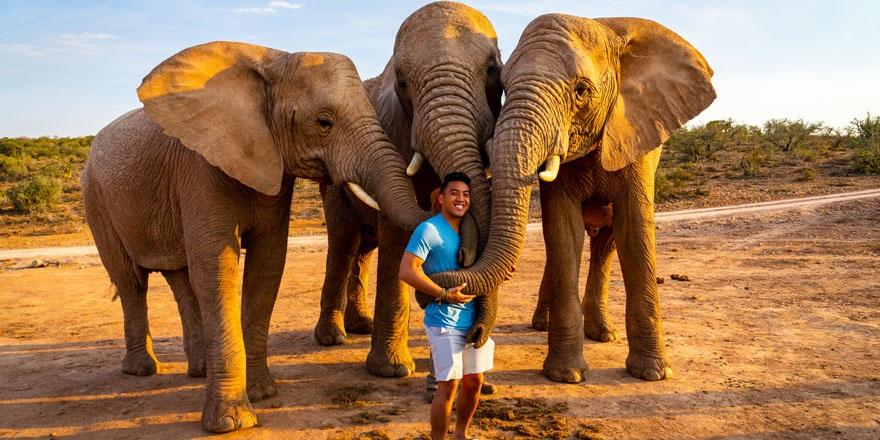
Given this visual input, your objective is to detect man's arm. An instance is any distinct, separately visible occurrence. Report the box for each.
[399,252,473,304]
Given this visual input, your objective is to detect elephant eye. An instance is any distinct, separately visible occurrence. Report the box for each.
[316,117,333,129]
[574,82,589,97]
[396,78,407,89]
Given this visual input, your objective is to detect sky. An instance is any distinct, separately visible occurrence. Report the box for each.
[1,0,878,137]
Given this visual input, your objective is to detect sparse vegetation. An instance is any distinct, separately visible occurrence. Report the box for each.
[665,118,751,163]
[3,113,880,241]
[848,114,880,175]
[762,118,824,153]
[6,176,61,213]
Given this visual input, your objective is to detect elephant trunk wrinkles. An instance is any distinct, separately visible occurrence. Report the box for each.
[415,71,491,248]
[430,111,550,295]
[351,121,427,231]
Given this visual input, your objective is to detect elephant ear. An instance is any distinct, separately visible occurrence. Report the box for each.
[137,41,285,196]
[597,18,716,171]
[364,60,412,153]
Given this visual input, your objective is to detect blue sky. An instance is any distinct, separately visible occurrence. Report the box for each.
[1,0,878,136]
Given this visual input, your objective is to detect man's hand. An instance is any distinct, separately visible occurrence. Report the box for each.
[445,283,475,304]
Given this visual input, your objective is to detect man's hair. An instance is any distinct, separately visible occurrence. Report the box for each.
[440,172,471,192]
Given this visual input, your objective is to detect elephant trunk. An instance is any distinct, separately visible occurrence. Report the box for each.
[413,66,493,249]
[430,99,553,294]
[348,120,428,231]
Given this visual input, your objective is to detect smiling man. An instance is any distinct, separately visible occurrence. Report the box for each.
[399,172,495,440]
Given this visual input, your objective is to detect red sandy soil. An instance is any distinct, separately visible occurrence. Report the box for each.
[1,196,879,439]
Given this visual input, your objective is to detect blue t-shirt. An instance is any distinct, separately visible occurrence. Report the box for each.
[404,214,476,331]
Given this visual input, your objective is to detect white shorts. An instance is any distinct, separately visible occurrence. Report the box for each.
[425,325,494,382]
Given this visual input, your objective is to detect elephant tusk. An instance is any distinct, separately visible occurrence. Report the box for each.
[406,152,424,177]
[347,182,381,211]
[539,155,561,182]
[485,166,492,180]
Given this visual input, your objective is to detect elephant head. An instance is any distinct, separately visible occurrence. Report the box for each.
[367,1,502,245]
[431,15,716,293]
[137,41,425,230]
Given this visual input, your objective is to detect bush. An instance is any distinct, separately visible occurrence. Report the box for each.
[852,145,880,175]
[850,113,880,143]
[0,136,93,160]
[739,145,771,176]
[799,167,815,181]
[655,166,694,201]
[762,119,824,153]
[0,155,29,180]
[38,159,75,179]
[666,119,749,163]
[5,176,61,213]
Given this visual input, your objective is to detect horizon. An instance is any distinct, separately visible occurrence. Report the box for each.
[2,0,879,137]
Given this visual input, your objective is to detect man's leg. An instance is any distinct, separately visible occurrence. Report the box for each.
[454,373,483,439]
[426,352,493,403]
[432,379,459,440]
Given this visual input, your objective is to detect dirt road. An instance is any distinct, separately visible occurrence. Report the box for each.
[0,194,878,439]
[2,188,879,261]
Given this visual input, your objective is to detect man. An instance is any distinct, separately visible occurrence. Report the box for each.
[399,172,494,440]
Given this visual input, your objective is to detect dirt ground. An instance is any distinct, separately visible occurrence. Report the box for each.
[1,197,879,439]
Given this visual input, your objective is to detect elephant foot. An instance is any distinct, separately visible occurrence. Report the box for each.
[542,351,588,384]
[344,308,374,335]
[584,320,617,343]
[626,352,673,381]
[122,350,159,376]
[201,396,257,433]
[314,315,346,346]
[365,347,414,378]
[247,370,278,402]
[530,310,549,332]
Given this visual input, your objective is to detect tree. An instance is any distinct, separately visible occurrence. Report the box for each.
[762,119,823,153]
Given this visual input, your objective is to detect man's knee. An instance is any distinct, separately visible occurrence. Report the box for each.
[436,379,458,399]
[461,373,483,391]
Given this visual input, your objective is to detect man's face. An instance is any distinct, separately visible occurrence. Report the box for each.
[438,180,470,219]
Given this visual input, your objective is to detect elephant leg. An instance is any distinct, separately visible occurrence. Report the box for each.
[162,268,207,377]
[240,232,288,403]
[115,267,155,376]
[86,200,158,376]
[539,181,588,383]
[344,235,376,334]
[613,174,672,381]
[582,227,618,342]
[316,186,360,345]
[531,272,551,331]
[365,218,414,378]
[188,238,256,433]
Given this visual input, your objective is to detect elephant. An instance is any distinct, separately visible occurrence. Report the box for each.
[81,41,426,432]
[314,1,503,378]
[429,15,716,383]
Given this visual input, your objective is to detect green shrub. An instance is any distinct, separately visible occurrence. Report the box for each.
[5,176,61,213]
[796,147,818,162]
[739,145,771,176]
[800,167,815,181]
[850,113,880,142]
[0,136,93,160]
[654,166,694,201]
[666,119,749,163]
[852,145,880,175]
[38,159,75,179]
[0,155,29,180]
